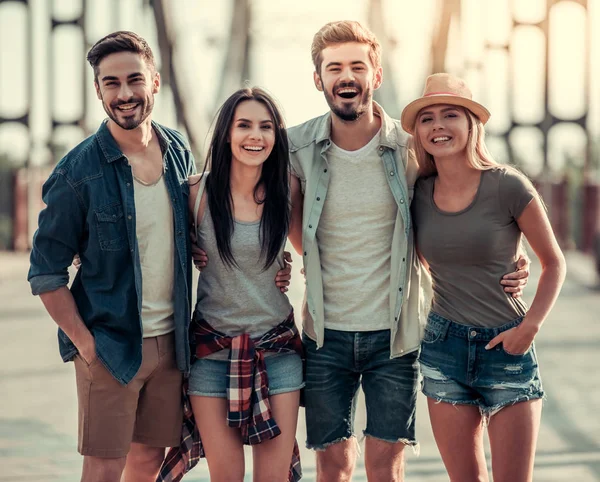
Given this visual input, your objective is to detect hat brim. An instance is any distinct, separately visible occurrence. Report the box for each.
[400,95,491,135]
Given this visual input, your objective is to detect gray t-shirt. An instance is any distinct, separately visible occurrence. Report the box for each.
[412,167,536,328]
[193,179,292,359]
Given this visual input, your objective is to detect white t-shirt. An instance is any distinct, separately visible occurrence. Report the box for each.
[317,130,397,331]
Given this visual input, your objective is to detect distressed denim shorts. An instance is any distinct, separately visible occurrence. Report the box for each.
[303,329,419,450]
[419,312,544,416]
[188,352,304,397]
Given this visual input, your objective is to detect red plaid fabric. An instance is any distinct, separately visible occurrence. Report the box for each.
[157,311,303,482]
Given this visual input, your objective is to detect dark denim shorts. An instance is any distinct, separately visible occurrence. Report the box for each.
[303,329,419,450]
[419,312,544,415]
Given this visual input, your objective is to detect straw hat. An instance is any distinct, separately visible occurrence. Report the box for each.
[400,73,490,135]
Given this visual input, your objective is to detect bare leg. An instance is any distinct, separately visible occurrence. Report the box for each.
[364,437,407,482]
[488,399,542,482]
[252,391,301,482]
[315,438,357,482]
[427,398,489,482]
[190,395,245,482]
[81,456,126,482]
[121,443,165,482]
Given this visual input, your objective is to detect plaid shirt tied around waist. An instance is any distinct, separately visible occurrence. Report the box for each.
[157,311,303,482]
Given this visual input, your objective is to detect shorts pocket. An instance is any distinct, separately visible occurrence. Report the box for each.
[76,353,100,370]
[501,344,533,357]
[95,203,127,251]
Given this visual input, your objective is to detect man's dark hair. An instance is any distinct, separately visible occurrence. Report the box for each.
[87,31,156,81]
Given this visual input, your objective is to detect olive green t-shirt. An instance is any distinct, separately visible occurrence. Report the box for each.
[412,167,536,328]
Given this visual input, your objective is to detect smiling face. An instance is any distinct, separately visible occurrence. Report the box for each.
[94,51,159,130]
[314,42,382,122]
[229,100,276,170]
[416,104,470,160]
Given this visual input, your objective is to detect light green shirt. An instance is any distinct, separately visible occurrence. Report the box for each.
[288,102,432,358]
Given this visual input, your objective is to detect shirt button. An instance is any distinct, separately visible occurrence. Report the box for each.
[399,287,402,291]
[379,146,384,151]
[390,171,395,176]
[303,251,307,256]
[470,330,477,337]
[126,182,131,187]
[324,169,327,173]
[308,224,312,228]
[400,199,404,204]
[128,215,132,220]
[402,257,405,262]
[316,197,320,201]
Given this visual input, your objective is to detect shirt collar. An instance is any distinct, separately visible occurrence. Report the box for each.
[315,101,398,149]
[96,119,171,164]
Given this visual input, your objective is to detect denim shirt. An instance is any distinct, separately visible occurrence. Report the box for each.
[28,120,196,385]
[287,102,432,357]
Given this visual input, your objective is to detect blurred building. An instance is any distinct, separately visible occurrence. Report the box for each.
[0,0,599,262]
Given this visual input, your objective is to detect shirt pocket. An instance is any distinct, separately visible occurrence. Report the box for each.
[95,203,127,251]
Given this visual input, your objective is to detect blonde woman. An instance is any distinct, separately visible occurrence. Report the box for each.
[402,73,566,482]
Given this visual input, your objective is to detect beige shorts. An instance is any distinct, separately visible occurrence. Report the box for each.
[74,332,183,458]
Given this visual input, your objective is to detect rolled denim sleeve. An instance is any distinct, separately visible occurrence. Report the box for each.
[28,172,85,295]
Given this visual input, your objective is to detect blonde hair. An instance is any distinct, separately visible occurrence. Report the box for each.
[311,21,381,74]
[414,108,500,177]
[413,107,542,204]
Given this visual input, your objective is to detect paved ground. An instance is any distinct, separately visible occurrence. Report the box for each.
[1,250,599,481]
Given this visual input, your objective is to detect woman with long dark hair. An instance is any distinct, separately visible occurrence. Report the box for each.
[185,87,303,482]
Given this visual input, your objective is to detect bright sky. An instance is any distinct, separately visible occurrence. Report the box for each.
[0,0,599,177]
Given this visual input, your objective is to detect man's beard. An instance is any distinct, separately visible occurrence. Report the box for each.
[323,82,371,122]
[102,96,154,130]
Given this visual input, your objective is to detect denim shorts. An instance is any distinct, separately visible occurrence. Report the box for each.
[188,352,304,397]
[303,329,419,450]
[419,312,544,416]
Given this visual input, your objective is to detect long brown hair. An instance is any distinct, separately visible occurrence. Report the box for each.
[201,87,290,271]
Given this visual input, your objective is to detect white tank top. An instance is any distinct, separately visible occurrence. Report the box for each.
[133,174,175,337]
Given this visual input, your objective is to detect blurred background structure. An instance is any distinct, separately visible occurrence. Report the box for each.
[0,0,600,272]
[1,1,600,481]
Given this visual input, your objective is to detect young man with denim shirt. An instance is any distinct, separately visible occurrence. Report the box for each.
[287,21,529,482]
[28,31,195,482]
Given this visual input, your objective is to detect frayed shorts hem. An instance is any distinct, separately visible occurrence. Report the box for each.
[423,390,545,418]
[306,435,355,451]
[480,392,545,416]
[363,433,420,455]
